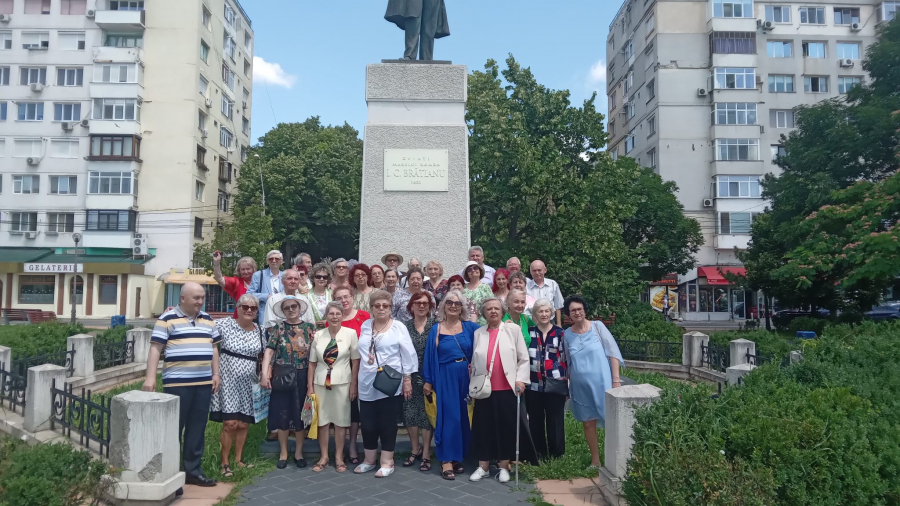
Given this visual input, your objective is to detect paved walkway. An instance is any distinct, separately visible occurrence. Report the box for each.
[535,478,606,506]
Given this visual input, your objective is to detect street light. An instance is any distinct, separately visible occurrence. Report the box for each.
[70,232,82,324]
[254,153,265,216]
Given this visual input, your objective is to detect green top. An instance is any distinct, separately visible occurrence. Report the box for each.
[503,313,535,346]
[266,321,315,369]
[464,283,494,325]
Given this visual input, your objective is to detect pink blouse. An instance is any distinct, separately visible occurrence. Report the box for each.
[487,328,511,391]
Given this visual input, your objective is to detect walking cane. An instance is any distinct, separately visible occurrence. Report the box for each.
[515,386,521,486]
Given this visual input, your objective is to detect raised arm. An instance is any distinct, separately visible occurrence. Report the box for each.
[212,253,226,287]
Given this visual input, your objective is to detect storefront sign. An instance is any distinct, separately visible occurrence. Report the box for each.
[383,149,449,192]
[649,286,678,313]
[23,263,83,273]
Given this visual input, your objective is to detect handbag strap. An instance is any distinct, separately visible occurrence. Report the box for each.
[484,328,499,377]
[440,323,469,364]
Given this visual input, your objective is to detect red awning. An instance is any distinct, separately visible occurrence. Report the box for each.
[698,266,746,285]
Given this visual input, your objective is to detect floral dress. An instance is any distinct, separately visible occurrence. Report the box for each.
[464,283,494,325]
[265,321,315,431]
[403,317,435,429]
[424,279,449,318]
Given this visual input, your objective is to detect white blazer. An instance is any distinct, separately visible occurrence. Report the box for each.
[471,322,531,389]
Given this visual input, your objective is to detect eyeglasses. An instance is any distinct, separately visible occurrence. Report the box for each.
[445,301,463,307]
[569,307,586,313]
[240,305,258,312]
[283,305,300,312]
[314,275,329,280]
[335,265,348,270]
[467,266,479,271]
[268,257,282,262]
[372,303,391,310]
[413,301,430,307]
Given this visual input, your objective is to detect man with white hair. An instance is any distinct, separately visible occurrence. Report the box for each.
[264,269,316,328]
[458,245,495,285]
[292,252,313,288]
[248,250,284,324]
[527,260,564,326]
[506,257,522,273]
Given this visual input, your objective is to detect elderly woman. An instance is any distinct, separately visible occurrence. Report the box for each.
[423,260,449,308]
[248,250,285,325]
[370,264,386,290]
[509,271,536,316]
[211,294,265,476]
[422,290,479,480]
[331,285,369,465]
[330,258,350,291]
[355,290,417,478]
[399,258,422,289]
[447,275,475,319]
[492,268,511,301]
[305,262,333,328]
[526,298,568,460]
[350,263,374,311]
[504,289,535,346]
[309,301,361,473]
[564,295,624,468]
[469,298,536,483]
[260,296,315,469]
[383,268,401,296]
[402,292,436,472]
[292,252,313,288]
[392,267,433,322]
[212,252,257,318]
[463,261,494,325]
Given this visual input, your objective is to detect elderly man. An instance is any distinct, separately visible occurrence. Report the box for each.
[399,257,422,289]
[293,252,313,288]
[527,260,564,326]
[381,252,403,272]
[458,245,495,285]
[144,282,220,489]
[248,250,284,324]
[264,269,316,328]
[506,257,522,273]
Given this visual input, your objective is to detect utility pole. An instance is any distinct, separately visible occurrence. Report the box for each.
[70,233,82,324]
[254,153,265,216]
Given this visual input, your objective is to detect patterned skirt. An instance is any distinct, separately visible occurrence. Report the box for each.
[403,372,432,430]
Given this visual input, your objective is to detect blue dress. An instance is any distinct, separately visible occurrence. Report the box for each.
[564,326,614,425]
[422,321,479,462]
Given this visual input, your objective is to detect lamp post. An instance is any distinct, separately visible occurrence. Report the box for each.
[70,232,82,324]
[254,153,265,216]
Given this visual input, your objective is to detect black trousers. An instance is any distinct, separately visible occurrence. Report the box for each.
[359,396,403,452]
[525,390,566,460]
[164,384,212,477]
[403,0,439,60]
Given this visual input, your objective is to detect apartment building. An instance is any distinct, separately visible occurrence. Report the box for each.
[0,0,253,318]
[606,0,890,320]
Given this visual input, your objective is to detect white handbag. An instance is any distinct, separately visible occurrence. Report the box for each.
[468,332,500,400]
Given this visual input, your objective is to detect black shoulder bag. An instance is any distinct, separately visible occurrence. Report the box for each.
[372,330,403,396]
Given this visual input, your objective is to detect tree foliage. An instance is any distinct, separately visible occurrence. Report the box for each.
[192,203,278,274]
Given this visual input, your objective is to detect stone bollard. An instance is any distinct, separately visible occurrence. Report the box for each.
[108,391,183,505]
[67,334,95,377]
[603,384,663,479]
[681,332,694,366]
[726,363,755,386]
[729,339,756,367]
[682,332,709,367]
[24,364,67,432]
[0,345,11,371]
[129,328,152,365]
[790,350,803,363]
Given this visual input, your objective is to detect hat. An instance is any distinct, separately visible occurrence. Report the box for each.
[273,296,310,320]
[462,261,485,283]
[381,252,404,265]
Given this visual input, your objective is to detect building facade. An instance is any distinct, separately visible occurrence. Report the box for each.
[607,0,892,320]
[0,0,253,317]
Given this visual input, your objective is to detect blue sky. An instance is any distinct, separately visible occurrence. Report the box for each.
[242,0,620,141]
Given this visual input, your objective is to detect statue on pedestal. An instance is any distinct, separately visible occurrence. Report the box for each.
[384,0,450,61]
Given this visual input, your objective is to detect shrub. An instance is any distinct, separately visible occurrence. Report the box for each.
[94,324,133,345]
[611,304,683,343]
[788,316,828,336]
[709,329,796,358]
[0,323,87,358]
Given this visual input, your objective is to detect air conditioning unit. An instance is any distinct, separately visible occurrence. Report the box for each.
[30,83,44,92]
[80,119,89,127]
[0,14,10,22]
[839,58,854,67]
[24,232,38,239]
[61,122,73,132]
[205,97,212,108]
[697,88,708,97]
[850,22,861,32]
[85,9,95,18]
[756,75,764,86]
[242,100,247,109]
[201,129,209,138]
[133,234,149,256]
[26,157,41,166]
[762,20,774,30]
[703,198,715,208]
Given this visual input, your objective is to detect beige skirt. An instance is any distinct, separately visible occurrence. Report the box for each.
[316,383,351,427]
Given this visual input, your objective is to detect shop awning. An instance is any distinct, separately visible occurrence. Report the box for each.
[698,266,747,285]
[157,268,219,285]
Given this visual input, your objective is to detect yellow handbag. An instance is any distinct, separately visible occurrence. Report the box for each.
[425,392,473,428]
[302,394,319,439]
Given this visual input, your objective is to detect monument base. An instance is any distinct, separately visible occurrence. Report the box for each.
[381,59,453,64]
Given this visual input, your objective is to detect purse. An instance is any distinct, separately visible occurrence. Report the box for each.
[271,328,298,392]
[373,348,403,396]
[468,329,500,400]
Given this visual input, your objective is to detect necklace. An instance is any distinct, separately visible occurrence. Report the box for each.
[368,319,392,365]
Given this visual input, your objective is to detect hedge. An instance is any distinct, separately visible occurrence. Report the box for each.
[0,323,87,358]
[0,439,111,506]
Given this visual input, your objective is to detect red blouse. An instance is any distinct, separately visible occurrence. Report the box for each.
[328,310,371,337]
[223,276,249,319]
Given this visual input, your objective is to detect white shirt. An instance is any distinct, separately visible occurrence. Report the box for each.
[526,277,564,311]
[263,292,316,329]
[458,263,496,286]
[269,275,282,296]
[357,319,418,401]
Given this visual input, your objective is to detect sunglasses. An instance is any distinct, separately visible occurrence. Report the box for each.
[314,275,329,280]
[335,265,348,270]
[268,258,282,262]
[283,305,301,311]
[413,301,430,307]
[445,301,462,307]
[372,303,391,310]
[240,305,259,312]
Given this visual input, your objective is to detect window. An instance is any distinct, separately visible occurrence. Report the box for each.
[222,64,235,90]
[713,103,757,125]
[50,139,79,158]
[715,139,759,160]
[218,191,229,212]
[47,213,75,232]
[53,103,82,121]
[110,1,143,10]
[198,110,207,130]
[610,92,617,110]
[647,115,656,135]
[105,34,142,48]
[57,68,83,86]
[713,0,753,18]
[69,276,83,305]
[22,32,49,49]
[220,127,233,148]
[224,34,236,60]
[799,7,825,24]
[197,145,207,168]
[624,71,633,93]
[195,181,205,201]
[714,68,755,89]
[0,32,10,49]
[242,116,250,135]
[18,275,54,304]
[49,176,77,195]
[200,41,209,63]
[768,75,795,92]
[0,66,8,85]
[58,32,85,50]
[838,76,861,93]
[199,75,208,96]
[95,64,136,83]
[625,129,635,154]
[711,31,756,54]
[13,175,40,194]
[86,210,136,231]
[224,3,236,27]
[770,109,795,128]
[834,7,860,24]
[765,5,791,22]
[24,0,51,14]
[98,275,117,305]
[647,149,656,169]
[17,103,44,121]
[14,139,42,157]
[804,76,828,92]
[92,98,140,120]
[60,0,86,15]
[771,144,787,158]
[194,217,204,238]
[0,102,5,120]
[202,6,211,29]
[836,42,861,59]
[240,144,248,162]
[624,38,634,59]
[626,101,635,119]
[645,13,655,34]
[20,67,47,85]
[244,59,251,77]
[717,175,760,198]
[802,42,826,58]
[244,32,251,51]
[221,96,233,120]
[767,41,792,57]
[878,2,898,22]
[88,171,135,193]
[646,79,655,99]
[11,213,38,232]
[719,212,754,234]
[218,160,232,182]
[89,136,141,160]
[243,87,250,105]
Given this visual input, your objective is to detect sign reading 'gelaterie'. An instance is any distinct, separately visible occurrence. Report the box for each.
[383,149,449,192]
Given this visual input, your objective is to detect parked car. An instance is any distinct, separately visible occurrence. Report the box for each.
[772,308,830,330]
[864,303,900,322]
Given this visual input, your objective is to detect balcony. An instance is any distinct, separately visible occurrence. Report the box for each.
[89,120,141,136]
[711,160,765,175]
[218,162,233,183]
[92,46,143,63]
[714,234,751,250]
[94,9,145,31]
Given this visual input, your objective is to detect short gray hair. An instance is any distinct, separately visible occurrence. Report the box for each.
[266,250,283,261]
[324,301,344,316]
[425,260,444,277]
[331,257,348,270]
[468,246,484,256]
[505,288,527,307]
[480,296,507,317]
[369,289,393,308]
[531,297,554,317]
[293,252,311,264]
[437,290,470,321]
[384,268,400,280]
[236,293,259,307]
[311,262,332,280]
[408,257,421,267]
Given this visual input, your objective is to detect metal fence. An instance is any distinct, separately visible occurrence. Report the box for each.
[701,341,730,373]
[11,346,76,378]
[49,379,111,457]
[618,338,682,363]
[0,368,27,413]
[94,335,135,370]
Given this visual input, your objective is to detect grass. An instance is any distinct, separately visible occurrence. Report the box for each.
[519,411,604,482]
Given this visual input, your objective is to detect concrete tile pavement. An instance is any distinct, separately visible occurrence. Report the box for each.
[173,482,234,506]
[535,478,607,506]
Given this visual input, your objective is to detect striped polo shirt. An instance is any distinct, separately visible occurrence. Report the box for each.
[151,306,221,387]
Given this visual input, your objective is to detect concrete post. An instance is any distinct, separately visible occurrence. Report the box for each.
[726,363,755,386]
[687,332,709,367]
[129,328,152,365]
[24,364,66,432]
[790,350,803,363]
[681,332,694,366]
[729,338,756,367]
[108,391,184,505]
[0,345,11,371]
[604,384,663,478]
[67,334,94,377]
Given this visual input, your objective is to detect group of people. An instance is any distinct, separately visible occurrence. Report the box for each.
[145,246,623,493]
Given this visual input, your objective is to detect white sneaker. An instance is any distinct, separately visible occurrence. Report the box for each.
[496,468,510,483]
[469,467,490,482]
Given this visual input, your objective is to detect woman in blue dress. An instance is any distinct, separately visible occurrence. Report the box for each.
[422,289,479,481]
[563,295,624,469]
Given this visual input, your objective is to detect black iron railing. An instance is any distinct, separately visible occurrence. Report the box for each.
[94,335,135,370]
[11,346,76,378]
[49,379,111,457]
[0,368,27,413]
[701,342,730,373]
[618,338,681,363]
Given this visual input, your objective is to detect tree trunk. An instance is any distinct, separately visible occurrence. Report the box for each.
[764,293,772,331]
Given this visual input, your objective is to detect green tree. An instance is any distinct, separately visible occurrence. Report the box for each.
[192,203,278,274]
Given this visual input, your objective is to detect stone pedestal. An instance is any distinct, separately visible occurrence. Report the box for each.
[359,62,471,275]
[129,328,152,364]
[790,350,803,363]
[68,334,95,377]
[726,363,755,386]
[108,391,183,505]
[729,338,756,367]
[24,364,67,432]
[0,345,11,371]
[682,332,709,367]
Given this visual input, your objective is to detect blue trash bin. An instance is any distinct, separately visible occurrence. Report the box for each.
[796,330,817,339]
[111,315,126,328]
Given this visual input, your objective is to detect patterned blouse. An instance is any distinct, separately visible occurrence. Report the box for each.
[354,289,372,311]
[526,324,567,392]
[266,321,315,370]
[464,283,494,325]
[392,289,435,322]
[423,279,449,306]
[403,317,435,382]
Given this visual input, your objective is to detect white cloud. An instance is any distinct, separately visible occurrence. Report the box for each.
[588,58,607,88]
[253,56,297,88]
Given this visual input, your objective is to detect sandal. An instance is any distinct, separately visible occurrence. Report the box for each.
[237,460,254,469]
[335,461,348,473]
[403,449,422,467]
[452,461,464,474]
[349,456,361,465]
[420,459,431,472]
[220,464,234,477]
[312,459,329,473]
[441,469,456,481]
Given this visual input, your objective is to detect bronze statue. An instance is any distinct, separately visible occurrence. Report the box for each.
[385,0,450,61]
